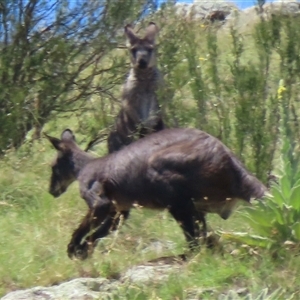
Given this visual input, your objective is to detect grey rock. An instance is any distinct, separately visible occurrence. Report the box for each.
[121,263,181,284]
[173,1,239,20]
[224,2,300,32]
[1,278,117,300]
[1,260,183,300]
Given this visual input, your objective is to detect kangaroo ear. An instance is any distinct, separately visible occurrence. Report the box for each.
[125,24,138,45]
[144,22,158,44]
[61,129,76,142]
[44,133,64,151]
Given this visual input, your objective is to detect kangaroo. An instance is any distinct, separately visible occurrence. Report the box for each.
[84,22,166,244]
[45,128,266,260]
[107,22,165,153]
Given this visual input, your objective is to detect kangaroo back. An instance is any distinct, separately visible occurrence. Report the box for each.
[231,156,267,201]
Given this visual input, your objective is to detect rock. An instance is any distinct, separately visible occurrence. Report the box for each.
[224,2,300,32]
[167,1,300,31]
[171,2,239,21]
[121,263,181,284]
[1,278,118,300]
[1,259,183,300]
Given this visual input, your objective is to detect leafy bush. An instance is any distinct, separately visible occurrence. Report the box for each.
[222,137,300,251]
[0,0,158,151]
[152,9,300,184]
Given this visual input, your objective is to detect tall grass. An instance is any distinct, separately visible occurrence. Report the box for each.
[2,6,300,299]
[155,8,300,183]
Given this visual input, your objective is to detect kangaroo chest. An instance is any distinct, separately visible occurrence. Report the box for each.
[122,72,160,122]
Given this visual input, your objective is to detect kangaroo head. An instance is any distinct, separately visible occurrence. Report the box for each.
[125,22,158,69]
[45,129,77,198]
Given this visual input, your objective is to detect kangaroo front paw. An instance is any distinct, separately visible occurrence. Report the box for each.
[67,241,90,260]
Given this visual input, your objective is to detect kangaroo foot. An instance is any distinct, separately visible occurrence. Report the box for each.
[67,240,92,260]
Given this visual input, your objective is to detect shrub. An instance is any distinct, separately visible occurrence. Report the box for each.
[222,137,300,252]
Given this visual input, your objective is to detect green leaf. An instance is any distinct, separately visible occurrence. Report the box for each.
[274,223,291,241]
[220,231,271,248]
[245,207,271,227]
[267,200,285,225]
[283,160,292,181]
[289,185,300,211]
[291,207,300,222]
[292,176,300,188]
[246,201,276,222]
[284,204,295,224]
[292,222,300,240]
[244,219,272,237]
[280,175,291,200]
[270,185,285,207]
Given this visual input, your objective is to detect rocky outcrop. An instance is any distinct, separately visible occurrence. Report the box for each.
[174,2,239,21]
[171,1,300,25]
[1,240,184,300]
[224,2,300,31]
[1,278,115,300]
[0,238,285,299]
[1,269,282,300]
[1,260,183,300]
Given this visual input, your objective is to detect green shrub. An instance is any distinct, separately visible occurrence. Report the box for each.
[222,137,300,251]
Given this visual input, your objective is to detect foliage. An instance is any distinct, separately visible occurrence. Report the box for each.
[218,288,292,300]
[1,2,300,184]
[0,0,158,151]
[153,8,300,183]
[221,136,300,251]
[2,2,300,299]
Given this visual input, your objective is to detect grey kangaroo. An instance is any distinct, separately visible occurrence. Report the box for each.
[107,22,165,153]
[45,128,266,260]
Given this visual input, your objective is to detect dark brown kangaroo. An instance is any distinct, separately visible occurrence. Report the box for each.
[45,128,266,260]
[107,22,164,153]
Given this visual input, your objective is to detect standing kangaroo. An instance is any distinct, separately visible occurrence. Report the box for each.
[107,22,165,153]
[84,22,166,244]
[45,128,266,260]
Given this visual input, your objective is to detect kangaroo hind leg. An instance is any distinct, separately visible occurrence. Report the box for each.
[168,199,200,251]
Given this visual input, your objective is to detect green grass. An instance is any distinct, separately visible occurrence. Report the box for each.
[1,134,300,298]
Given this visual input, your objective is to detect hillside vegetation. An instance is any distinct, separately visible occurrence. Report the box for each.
[1,1,300,298]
